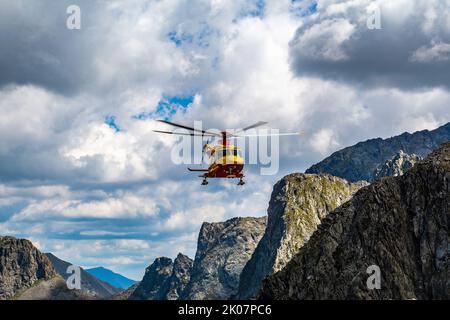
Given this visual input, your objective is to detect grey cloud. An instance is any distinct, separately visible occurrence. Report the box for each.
[289,1,450,89]
[0,1,106,94]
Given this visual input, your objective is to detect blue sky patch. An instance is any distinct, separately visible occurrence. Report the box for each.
[168,23,216,48]
[237,0,265,19]
[105,116,121,132]
[291,0,318,17]
[167,31,193,47]
[132,94,195,121]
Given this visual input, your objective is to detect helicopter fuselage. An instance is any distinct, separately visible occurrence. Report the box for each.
[204,145,244,178]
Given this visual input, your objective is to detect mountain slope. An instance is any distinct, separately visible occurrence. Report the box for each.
[182,216,267,300]
[46,253,121,298]
[0,236,57,300]
[86,267,136,289]
[16,276,95,300]
[306,122,450,182]
[236,174,367,299]
[260,142,450,299]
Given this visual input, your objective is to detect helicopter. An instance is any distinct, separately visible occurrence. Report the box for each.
[154,120,300,185]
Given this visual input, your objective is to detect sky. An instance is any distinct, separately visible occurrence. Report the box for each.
[0,0,450,280]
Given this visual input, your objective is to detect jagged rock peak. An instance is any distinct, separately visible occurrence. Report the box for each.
[183,216,267,300]
[236,173,367,299]
[260,142,450,300]
[0,236,57,300]
[128,256,174,300]
[373,150,421,180]
[166,253,194,300]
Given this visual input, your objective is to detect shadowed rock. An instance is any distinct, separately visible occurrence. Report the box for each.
[236,174,367,299]
[260,142,450,300]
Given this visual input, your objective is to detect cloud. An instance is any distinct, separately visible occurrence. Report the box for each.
[289,0,450,89]
[410,41,450,62]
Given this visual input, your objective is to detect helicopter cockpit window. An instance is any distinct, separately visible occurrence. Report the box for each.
[218,149,241,158]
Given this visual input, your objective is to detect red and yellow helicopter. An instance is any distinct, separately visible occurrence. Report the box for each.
[154,120,300,185]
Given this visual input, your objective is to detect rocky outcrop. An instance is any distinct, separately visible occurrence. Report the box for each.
[46,253,120,298]
[129,257,174,300]
[112,282,140,300]
[183,217,267,300]
[306,122,450,182]
[129,253,193,300]
[236,174,367,299]
[0,236,57,300]
[373,150,421,180]
[166,253,194,300]
[260,142,450,300]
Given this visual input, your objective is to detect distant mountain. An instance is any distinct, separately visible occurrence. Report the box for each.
[86,267,137,290]
[46,253,121,298]
[260,142,450,299]
[306,122,450,182]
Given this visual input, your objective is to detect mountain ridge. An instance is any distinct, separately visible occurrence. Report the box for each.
[86,266,137,290]
[45,253,121,298]
[306,122,450,182]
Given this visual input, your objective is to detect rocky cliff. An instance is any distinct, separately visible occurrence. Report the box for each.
[166,253,194,300]
[129,256,174,300]
[182,216,267,300]
[129,216,266,300]
[260,142,450,300]
[129,253,193,300]
[306,122,450,182]
[236,174,367,299]
[0,236,57,300]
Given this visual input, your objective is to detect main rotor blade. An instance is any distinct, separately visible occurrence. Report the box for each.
[234,121,268,134]
[153,130,216,137]
[157,120,221,136]
[234,132,304,137]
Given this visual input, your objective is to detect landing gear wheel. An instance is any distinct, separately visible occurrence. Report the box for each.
[237,178,245,186]
[201,178,209,186]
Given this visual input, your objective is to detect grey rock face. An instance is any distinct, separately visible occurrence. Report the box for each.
[373,150,421,180]
[260,142,450,300]
[129,253,193,300]
[236,174,367,299]
[306,122,450,182]
[129,257,174,300]
[183,217,267,300]
[112,282,140,300]
[0,236,57,300]
[166,253,194,300]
